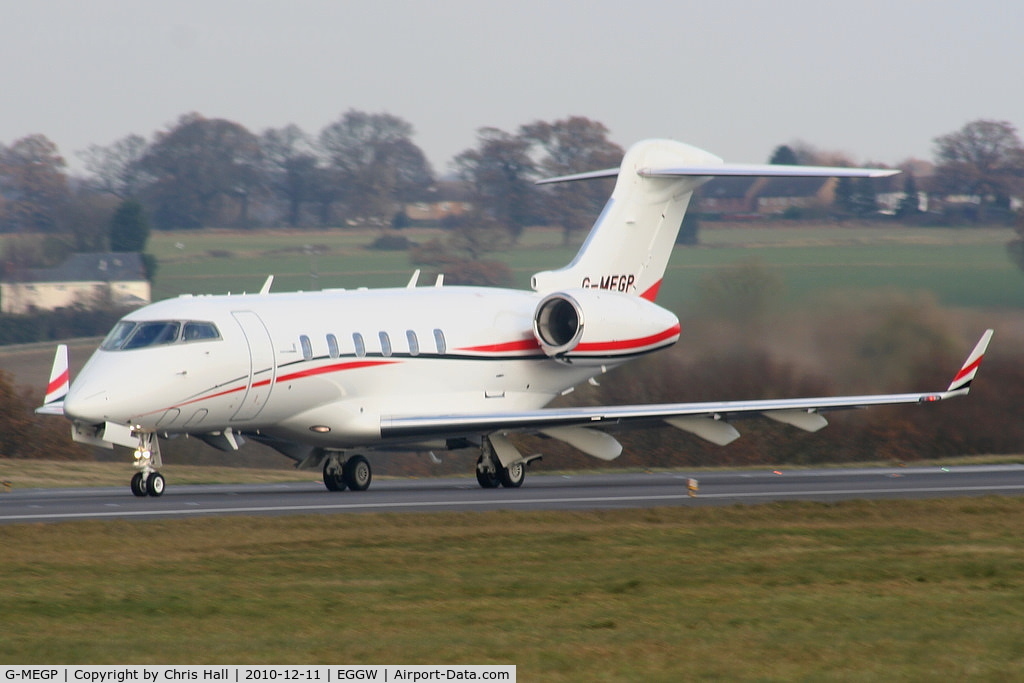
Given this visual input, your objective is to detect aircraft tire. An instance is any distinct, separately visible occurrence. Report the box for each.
[130,472,147,497]
[498,462,525,488]
[147,472,165,497]
[475,456,501,489]
[343,455,372,491]
[323,458,347,492]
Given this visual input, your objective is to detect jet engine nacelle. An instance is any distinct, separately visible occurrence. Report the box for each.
[532,289,680,365]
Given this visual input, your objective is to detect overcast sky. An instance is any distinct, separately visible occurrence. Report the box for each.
[3,1,1022,174]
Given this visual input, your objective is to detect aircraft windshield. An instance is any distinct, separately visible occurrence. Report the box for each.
[100,321,137,350]
[100,320,221,351]
[123,322,180,350]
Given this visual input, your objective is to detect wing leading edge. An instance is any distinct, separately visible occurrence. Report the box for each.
[381,330,993,453]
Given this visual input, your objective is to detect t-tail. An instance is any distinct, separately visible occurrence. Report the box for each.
[531,139,899,302]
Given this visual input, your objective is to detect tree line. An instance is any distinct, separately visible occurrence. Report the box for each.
[2,112,1021,239]
[0,112,624,240]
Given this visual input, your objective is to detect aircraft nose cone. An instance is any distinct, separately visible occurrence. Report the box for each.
[63,386,108,424]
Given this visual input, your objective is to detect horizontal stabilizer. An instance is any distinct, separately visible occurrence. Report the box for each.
[537,162,899,185]
[640,163,899,179]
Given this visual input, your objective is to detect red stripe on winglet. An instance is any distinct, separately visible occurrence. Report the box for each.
[953,356,983,383]
[47,369,69,396]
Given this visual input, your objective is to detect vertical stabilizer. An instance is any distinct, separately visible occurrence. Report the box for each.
[531,139,720,301]
[530,139,899,302]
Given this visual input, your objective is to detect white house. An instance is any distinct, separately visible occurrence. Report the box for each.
[1,252,151,314]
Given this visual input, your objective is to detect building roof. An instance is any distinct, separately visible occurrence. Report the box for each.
[18,252,147,283]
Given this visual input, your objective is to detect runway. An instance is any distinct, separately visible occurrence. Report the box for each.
[3,464,1024,524]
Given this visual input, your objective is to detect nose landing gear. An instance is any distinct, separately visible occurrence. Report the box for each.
[130,432,165,497]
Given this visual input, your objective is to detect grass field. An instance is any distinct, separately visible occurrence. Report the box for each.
[144,225,1024,312]
[2,497,1024,679]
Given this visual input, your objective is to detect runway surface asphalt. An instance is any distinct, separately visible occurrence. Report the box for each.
[3,464,1024,524]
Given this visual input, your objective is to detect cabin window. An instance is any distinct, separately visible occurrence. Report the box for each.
[122,321,180,350]
[353,333,366,358]
[433,329,446,354]
[299,335,312,360]
[326,334,339,358]
[407,330,419,356]
[379,331,392,357]
[183,321,220,342]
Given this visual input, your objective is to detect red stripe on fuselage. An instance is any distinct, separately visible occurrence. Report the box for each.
[574,323,681,354]
[457,339,542,354]
[275,359,399,383]
[147,359,400,416]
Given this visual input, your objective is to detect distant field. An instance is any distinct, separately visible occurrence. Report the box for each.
[3,497,1024,679]
[146,225,1024,312]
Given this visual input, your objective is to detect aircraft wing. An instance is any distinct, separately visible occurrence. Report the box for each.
[381,330,992,457]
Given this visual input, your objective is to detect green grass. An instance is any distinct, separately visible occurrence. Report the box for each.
[3,498,1024,679]
[144,225,1024,311]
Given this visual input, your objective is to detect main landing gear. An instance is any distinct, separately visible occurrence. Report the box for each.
[475,434,538,489]
[130,432,165,497]
[322,454,372,492]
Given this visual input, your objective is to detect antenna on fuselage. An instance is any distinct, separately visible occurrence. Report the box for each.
[260,275,274,295]
[407,269,421,288]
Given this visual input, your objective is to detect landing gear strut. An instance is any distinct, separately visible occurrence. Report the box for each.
[475,435,535,489]
[130,432,165,497]
[322,454,373,492]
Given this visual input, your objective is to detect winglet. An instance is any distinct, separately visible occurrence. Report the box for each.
[945,329,993,394]
[36,344,69,415]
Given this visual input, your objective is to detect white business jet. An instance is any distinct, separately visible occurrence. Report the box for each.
[37,139,992,497]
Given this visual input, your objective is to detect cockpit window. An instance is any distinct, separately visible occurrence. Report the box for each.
[101,320,223,351]
[122,321,181,350]
[183,322,220,342]
[100,321,138,350]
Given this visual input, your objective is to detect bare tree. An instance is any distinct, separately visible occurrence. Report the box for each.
[0,135,70,233]
[453,127,538,243]
[520,116,622,246]
[934,119,1024,222]
[317,110,433,226]
[79,134,151,199]
[260,124,318,227]
[139,114,264,229]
